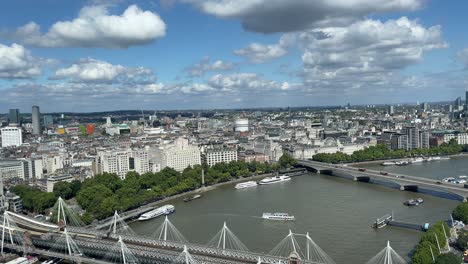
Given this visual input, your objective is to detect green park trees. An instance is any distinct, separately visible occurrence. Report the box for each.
[312,142,465,164]
[452,202,468,223]
[412,221,451,264]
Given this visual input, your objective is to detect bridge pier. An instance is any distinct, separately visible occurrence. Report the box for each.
[399,185,418,192]
[353,176,370,182]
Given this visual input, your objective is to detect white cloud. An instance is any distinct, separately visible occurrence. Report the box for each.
[458,48,468,68]
[207,73,295,93]
[234,43,287,63]
[186,57,235,77]
[0,43,49,79]
[185,0,422,33]
[11,4,166,48]
[51,58,154,83]
[298,17,447,94]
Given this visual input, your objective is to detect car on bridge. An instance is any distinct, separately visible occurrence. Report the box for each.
[380,172,389,176]
[358,168,366,172]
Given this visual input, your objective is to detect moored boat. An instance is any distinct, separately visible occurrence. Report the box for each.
[404,198,423,206]
[258,175,291,185]
[381,161,396,166]
[138,205,175,221]
[235,181,258,189]
[184,194,202,202]
[262,212,295,221]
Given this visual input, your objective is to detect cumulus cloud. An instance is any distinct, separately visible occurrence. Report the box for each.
[458,48,468,68]
[51,58,155,83]
[0,43,52,79]
[298,17,447,94]
[185,57,235,77]
[207,73,296,93]
[10,4,166,48]
[233,34,295,63]
[185,0,422,33]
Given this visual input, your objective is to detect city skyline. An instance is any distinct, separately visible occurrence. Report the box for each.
[1,0,468,112]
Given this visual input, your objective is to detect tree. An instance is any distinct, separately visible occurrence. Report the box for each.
[435,253,461,264]
[456,230,468,250]
[53,181,73,199]
[279,153,297,168]
[453,202,468,223]
[81,212,94,225]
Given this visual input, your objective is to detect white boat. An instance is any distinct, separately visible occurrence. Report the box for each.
[381,162,396,166]
[410,157,424,163]
[459,175,468,179]
[235,181,258,189]
[138,205,175,221]
[262,213,295,221]
[258,175,291,185]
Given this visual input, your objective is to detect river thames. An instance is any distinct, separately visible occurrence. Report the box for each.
[130,157,467,263]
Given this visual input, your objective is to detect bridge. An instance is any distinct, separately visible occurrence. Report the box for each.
[298,160,468,201]
[1,203,340,264]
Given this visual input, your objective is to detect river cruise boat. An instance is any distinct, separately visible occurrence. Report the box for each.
[138,205,175,221]
[183,194,202,202]
[235,181,258,189]
[404,198,423,206]
[381,161,396,166]
[258,175,291,185]
[262,213,295,221]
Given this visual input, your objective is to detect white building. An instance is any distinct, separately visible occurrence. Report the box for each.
[204,148,237,166]
[432,130,468,145]
[96,149,150,179]
[1,126,23,148]
[46,174,74,192]
[234,118,249,132]
[42,154,64,175]
[0,160,25,180]
[253,140,283,162]
[151,138,201,172]
[284,139,371,160]
[131,150,150,175]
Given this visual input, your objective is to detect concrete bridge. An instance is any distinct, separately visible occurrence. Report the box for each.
[298,160,468,201]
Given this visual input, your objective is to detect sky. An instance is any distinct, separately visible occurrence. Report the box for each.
[0,0,468,112]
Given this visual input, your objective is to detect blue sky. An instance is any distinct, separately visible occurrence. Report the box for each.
[0,0,467,112]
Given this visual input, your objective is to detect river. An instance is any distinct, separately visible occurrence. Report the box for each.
[129,157,466,263]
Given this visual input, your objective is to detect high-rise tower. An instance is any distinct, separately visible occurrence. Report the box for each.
[32,105,41,135]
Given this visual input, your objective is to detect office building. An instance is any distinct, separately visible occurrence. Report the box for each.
[420,131,430,149]
[1,126,23,147]
[455,97,463,111]
[0,160,25,180]
[422,102,429,111]
[390,134,409,150]
[403,126,420,150]
[388,105,394,115]
[130,150,150,175]
[151,138,201,172]
[96,149,150,179]
[43,115,54,126]
[8,109,20,125]
[32,105,41,135]
[204,148,238,166]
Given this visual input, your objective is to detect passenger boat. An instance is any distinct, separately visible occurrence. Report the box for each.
[404,198,423,206]
[381,161,396,166]
[258,175,291,185]
[235,181,258,189]
[138,205,175,221]
[183,194,202,202]
[372,214,392,229]
[409,157,424,164]
[262,213,295,221]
